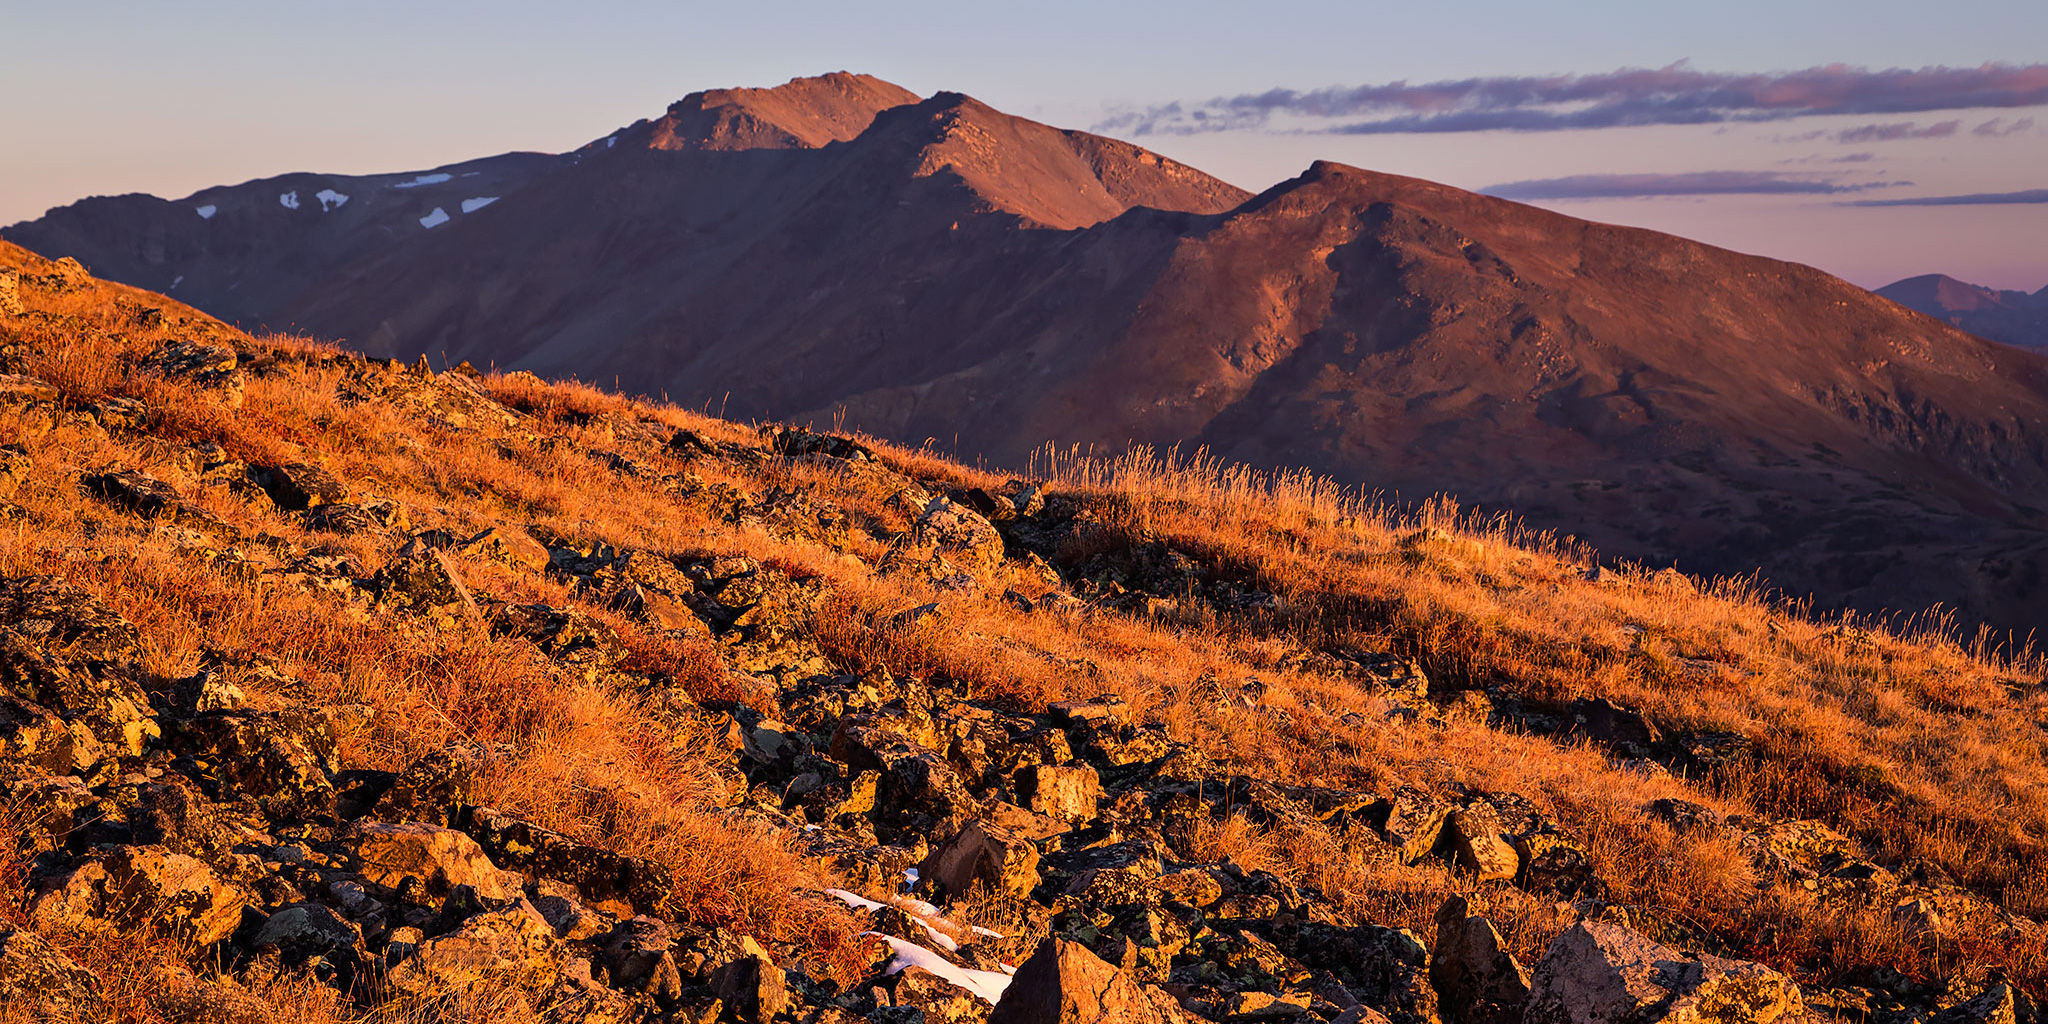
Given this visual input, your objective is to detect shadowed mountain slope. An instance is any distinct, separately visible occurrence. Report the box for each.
[1877,273,2048,351]
[8,77,2048,632]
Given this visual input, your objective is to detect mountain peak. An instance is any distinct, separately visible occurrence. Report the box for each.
[646,71,919,152]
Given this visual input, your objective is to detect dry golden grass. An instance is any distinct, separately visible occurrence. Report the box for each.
[3,242,2045,1015]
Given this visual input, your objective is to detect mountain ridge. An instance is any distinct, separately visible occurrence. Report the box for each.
[8,73,2048,634]
[1876,272,2048,351]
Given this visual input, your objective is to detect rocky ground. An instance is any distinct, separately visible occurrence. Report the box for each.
[0,246,2043,1023]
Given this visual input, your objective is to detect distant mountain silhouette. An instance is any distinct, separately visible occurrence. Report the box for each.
[1876,273,2048,351]
[11,73,2048,632]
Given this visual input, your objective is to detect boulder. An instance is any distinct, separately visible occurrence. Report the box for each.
[460,524,552,573]
[921,819,1042,900]
[0,929,104,1020]
[1934,984,2021,1024]
[459,806,675,914]
[0,693,101,772]
[171,708,339,820]
[710,954,791,1024]
[249,901,366,958]
[369,744,484,826]
[385,898,561,998]
[375,548,478,615]
[988,936,1189,1024]
[1370,789,1451,864]
[258,462,348,510]
[0,632,157,760]
[1021,764,1100,821]
[1429,898,1528,1024]
[1524,920,1802,1024]
[30,845,251,945]
[1444,807,1518,882]
[84,469,182,517]
[913,496,1008,582]
[893,965,992,1024]
[348,821,513,901]
[601,915,684,1001]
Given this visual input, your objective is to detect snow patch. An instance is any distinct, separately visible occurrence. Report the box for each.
[874,937,1014,1004]
[418,207,450,229]
[278,191,300,210]
[194,205,217,220]
[460,196,498,214]
[315,189,350,212]
[169,275,183,290]
[392,173,453,189]
[903,867,920,887]
[606,134,618,149]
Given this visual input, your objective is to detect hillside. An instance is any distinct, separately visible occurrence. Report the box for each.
[5,241,2048,1021]
[10,75,2048,639]
[1876,273,2048,351]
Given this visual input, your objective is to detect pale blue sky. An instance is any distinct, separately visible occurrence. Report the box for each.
[4,0,2045,287]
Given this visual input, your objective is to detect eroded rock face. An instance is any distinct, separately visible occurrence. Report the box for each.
[990,937,1190,1024]
[1524,920,1802,1024]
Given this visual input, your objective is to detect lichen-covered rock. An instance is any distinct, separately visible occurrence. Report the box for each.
[385,898,561,998]
[30,844,252,945]
[601,915,685,1001]
[710,953,790,1024]
[375,548,477,615]
[369,744,484,827]
[348,821,513,901]
[1444,806,1518,882]
[460,524,552,572]
[459,806,674,914]
[0,928,104,1020]
[989,936,1190,1024]
[1523,920,1802,1024]
[171,708,340,820]
[922,818,1043,900]
[257,462,348,511]
[1429,898,1528,1024]
[1369,789,1451,865]
[249,901,366,959]
[0,632,157,760]
[1021,764,1100,821]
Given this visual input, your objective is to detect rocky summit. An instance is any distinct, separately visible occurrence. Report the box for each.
[1,245,2046,1023]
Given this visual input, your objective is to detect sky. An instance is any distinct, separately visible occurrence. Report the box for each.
[2,0,2044,290]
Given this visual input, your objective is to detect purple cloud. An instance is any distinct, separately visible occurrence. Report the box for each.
[1841,188,2048,207]
[1832,120,1960,142]
[1974,116,2038,136]
[1482,171,1907,201]
[1100,61,2048,135]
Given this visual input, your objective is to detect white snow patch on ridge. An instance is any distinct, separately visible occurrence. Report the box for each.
[278,191,300,210]
[315,189,350,212]
[460,196,498,214]
[419,207,450,229]
[874,936,1013,1003]
[195,205,217,220]
[392,173,453,189]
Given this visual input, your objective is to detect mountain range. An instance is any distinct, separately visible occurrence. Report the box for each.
[1876,273,2048,351]
[9,71,2048,634]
